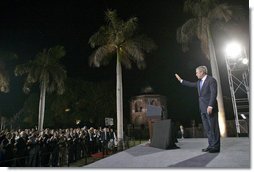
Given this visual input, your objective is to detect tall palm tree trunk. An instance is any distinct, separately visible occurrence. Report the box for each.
[207,26,227,137]
[38,81,46,131]
[116,51,124,150]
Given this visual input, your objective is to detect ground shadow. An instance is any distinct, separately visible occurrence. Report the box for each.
[125,144,165,157]
[169,152,219,167]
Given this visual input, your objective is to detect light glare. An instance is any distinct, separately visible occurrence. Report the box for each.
[225,42,242,59]
[240,114,246,119]
[242,58,248,64]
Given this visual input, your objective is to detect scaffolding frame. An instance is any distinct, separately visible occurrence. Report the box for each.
[225,47,249,136]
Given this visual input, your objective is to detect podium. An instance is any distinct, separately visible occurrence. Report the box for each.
[150,119,175,149]
[146,104,165,140]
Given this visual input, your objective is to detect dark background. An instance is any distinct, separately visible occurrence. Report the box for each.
[0,0,249,127]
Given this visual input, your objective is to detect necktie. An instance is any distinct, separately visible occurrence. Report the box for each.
[200,80,203,90]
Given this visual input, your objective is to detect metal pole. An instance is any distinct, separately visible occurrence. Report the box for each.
[225,57,240,135]
[242,47,250,101]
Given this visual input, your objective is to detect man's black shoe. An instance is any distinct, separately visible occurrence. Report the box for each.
[171,144,180,149]
[172,146,180,149]
[202,148,211,152]
[208,148,220,153]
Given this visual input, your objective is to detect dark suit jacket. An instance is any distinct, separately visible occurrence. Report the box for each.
[100,131,110,142]
[182,75,218,114]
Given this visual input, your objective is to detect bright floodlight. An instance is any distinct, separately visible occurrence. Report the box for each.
[225,42,242,59]
[240,114,246,119]
[242,58,248,65]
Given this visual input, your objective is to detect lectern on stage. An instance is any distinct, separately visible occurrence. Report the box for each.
[150,119,175,149]
[146,104,162,140]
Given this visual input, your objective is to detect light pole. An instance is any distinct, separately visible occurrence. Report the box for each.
[224,41,249,136]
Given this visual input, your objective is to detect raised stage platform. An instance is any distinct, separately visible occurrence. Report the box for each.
[84,137,250,168]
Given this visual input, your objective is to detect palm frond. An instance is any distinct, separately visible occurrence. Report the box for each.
[47,64,67,94]
[184,0,202,16]
[100,55,115,67]
[14,61,33,76]
[55,70,66,95]
[118,50,132,69]
[229,5,247,21]
[183,0,196,14]
[89,45,116,67]
[209,3,246,23]
[0,72,9,93]
[27,72,37,84]
[199,32,209,59]
[177,18,198,51]
[105,9,121,31]
[42,69,50,85]
[132,35,157,53]
[200,0,217,16]
[48,45,66,60]
[122,40,144,61]
[56,81,65,95]
[122,17,138,38]
[121,37,154,70]
[89,26,110,48]
[22,80,33,94]
[196,17,210,59]
[208,3,232,22]
[35,51,48,65]
[184,0,217,17]
[136,60,146,70]
[196,17,209,40]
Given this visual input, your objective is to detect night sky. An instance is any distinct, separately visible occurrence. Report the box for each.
[0,0,249,126]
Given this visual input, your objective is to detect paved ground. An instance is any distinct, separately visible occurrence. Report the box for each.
[84,137,250,168]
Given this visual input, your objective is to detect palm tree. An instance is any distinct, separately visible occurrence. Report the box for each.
[89,9,156,149]
[15,45,67,131]
[176,0,245,137]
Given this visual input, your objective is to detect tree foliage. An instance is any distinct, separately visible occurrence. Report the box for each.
[177,0,245,59]
[89,9,156,69]
[15,45,67,94]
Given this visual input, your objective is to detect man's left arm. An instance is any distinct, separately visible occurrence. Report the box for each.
[208,78,218,114]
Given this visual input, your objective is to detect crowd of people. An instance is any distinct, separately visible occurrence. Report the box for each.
[0,126,118,167]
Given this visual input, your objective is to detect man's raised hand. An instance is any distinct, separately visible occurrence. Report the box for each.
[175,74,182,82]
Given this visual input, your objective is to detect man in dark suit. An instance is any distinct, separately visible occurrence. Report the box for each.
[175,66,220,153]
